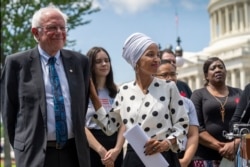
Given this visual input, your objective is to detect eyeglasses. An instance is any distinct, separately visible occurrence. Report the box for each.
[154,72,178,79]
[37,25,69,32]
[95,58,110,64]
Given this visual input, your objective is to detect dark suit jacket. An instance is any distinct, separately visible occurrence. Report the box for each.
[230,83,250,130]
[1,47,90,167]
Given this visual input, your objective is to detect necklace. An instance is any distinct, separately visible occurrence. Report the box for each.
[212,95,228,122]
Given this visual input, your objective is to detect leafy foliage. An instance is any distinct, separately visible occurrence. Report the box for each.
[0,0,100,62]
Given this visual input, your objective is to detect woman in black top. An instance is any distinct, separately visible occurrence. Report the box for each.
[191,57,242,167]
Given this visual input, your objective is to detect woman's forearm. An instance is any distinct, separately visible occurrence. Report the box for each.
[89,79,102,111]
[114,123,126,152]
[180,126,199,165]
[199,131,223,151]
[85,127,107,157]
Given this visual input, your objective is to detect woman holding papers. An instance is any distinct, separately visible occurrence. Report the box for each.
[91,32,189,167]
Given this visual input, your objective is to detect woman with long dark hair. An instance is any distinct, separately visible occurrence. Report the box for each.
[85,46,123,167]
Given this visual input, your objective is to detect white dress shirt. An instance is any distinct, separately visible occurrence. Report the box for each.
[38,45,74,141]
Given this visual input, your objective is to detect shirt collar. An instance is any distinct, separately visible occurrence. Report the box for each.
[38,45,61,65]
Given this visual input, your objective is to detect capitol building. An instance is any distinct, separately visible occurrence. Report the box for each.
[177,0,250,90]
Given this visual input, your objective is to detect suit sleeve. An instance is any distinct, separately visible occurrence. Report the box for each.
[230,84,250,130]
[82,55,90,114]
[1,55,19,146]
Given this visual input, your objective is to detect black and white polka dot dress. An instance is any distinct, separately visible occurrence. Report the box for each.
[94,77,189,152]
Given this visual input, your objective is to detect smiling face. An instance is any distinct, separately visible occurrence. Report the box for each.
[94,50,111,78]
[205,60,227,85]
[31,9,67,56]
[136,43,160,75]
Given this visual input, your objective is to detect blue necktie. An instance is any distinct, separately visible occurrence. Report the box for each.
[48,57,68,148]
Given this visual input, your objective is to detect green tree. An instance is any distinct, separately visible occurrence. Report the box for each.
[0,0,100,64]
[0,1,99,166]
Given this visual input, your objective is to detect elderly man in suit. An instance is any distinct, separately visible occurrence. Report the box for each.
[1,5,90,167]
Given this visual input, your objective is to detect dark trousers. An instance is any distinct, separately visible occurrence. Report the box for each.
[89,129,123,167]
[44,138,79,167]
[122,144,181,167]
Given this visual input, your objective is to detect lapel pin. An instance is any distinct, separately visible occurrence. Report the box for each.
[69,69,73,72]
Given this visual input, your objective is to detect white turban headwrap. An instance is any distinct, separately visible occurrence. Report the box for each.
[122,32,156,68]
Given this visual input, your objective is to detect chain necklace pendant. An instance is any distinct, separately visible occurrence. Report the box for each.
[212,95,228,122]
[221,107,225,122]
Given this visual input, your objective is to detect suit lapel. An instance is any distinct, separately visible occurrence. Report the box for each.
[60,50,79,124]
[29,48,47,126]
[60,50,75,94]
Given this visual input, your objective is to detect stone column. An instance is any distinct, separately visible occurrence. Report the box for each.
[210,13,214,41]
[233,4,238,32]
[195,74,202,89]
[218,10,223,36]
[188,76,194,91]
[239,5,244,31]
[215,11,219,38]
[231,69,236,87]
[244,1,249,30]
[240,69,246,90]
[225,6,229,34]
[211,12,217,40]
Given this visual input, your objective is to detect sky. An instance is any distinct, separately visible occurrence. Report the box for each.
[69,0,210,84]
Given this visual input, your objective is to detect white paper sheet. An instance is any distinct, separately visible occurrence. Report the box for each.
[123,124,169,167]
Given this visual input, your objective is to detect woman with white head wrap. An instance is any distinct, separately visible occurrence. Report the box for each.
[122,32,156,68]
[91,32,189,167]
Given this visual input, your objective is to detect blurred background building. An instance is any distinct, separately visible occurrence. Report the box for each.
[176,0,250,90]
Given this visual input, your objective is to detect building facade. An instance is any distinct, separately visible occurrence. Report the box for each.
[177,0,250,90]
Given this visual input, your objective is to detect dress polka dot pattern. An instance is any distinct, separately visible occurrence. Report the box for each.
[93,77,189,151]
